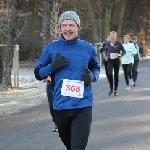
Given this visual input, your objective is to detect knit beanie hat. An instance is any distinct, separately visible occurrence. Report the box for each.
[59,11,80,27]
[132,36,137,40]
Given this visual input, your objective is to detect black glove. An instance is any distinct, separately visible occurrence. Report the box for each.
[100,48,105,53]
[51,53,69,70]
[83,69,95,85]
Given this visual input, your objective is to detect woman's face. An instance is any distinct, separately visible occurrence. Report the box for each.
[123,37,129,43]
[110,34,116,42]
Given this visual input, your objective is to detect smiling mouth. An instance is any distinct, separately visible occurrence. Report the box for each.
[65,32,73,36]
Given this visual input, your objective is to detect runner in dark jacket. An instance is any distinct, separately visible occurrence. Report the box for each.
[105,31,126,96]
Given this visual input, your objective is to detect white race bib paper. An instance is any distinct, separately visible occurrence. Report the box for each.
[61,79,84,98]
[110,53,118,59]
[123,51,133,62]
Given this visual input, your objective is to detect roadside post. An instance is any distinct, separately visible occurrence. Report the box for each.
[13,45,19,88]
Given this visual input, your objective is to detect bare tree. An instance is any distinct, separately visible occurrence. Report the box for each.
[0,1,33,85]
[1,0,19,89]
[42,0,62,47]
[0,10,8,83]
[42,0,51,46]
[50,0,62,39]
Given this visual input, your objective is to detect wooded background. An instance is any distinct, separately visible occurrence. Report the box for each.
[0,0,150,88]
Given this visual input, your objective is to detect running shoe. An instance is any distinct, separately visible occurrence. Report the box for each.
[114,91,118,96]
[133,82,136,86]
[108,90,113,96]
[125,86,130,91]
[52,125,58,132]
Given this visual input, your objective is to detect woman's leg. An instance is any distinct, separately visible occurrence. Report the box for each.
[114,59,120,91]
[122,64,129,86]
[107,60,114,94]
[127,63,133,80]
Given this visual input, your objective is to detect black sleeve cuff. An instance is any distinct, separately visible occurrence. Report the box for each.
[34,68,43,81]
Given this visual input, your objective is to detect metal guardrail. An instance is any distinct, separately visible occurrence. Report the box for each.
[0,44,6,47]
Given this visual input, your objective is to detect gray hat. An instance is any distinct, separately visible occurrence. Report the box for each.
[132,36,137,40]
[59,11,80,27]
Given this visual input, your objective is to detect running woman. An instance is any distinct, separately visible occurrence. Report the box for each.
[105,31,126,96]
[122,35,137,91]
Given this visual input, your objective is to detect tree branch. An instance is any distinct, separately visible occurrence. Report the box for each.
[14,17,28,41]
[18,12,32,17]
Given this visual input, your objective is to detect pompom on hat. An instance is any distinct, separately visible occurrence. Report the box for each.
[59,11,80,27]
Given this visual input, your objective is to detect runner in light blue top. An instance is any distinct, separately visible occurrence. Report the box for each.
[122,35,137,91]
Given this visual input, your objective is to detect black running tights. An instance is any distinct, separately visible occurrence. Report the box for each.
[107,58,120,91]
[122,63,132,86]
[54,107,92,150]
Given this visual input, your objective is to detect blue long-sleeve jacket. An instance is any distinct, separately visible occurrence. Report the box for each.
[134,43,144,62]
[34,38,100,110]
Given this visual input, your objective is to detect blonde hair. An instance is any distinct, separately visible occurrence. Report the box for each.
[124,35,130,40]
[110,31,117,36]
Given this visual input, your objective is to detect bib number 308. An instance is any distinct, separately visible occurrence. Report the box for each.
[66,85,80,92]
[61,79,84,98]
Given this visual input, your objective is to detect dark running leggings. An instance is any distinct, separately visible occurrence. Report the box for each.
[132,61,139,82]
[107,58,120,91]
[46,82,56,124]
[54,107,92,150]
[122,63,133,86]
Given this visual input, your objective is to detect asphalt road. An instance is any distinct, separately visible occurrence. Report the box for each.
[0,58,150,150]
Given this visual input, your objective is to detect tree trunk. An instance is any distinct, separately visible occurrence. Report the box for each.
[0,55,3,83]
[31,0,36,61]
[85,0,99,42]
[70,0,83,27]
[104,0,114,38]
[42,0,51,47]
[0,47,5,84]
[117,0,127,39]
[2,0,19,89]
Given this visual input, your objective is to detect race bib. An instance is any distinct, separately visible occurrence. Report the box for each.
[61,79,84,98]
[123,51,133,62]
[110,53,118,59]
